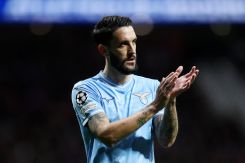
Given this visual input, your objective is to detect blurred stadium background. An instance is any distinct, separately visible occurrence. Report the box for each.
[1,0,245,162]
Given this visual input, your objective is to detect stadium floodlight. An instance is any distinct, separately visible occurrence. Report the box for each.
[1,0,245,24]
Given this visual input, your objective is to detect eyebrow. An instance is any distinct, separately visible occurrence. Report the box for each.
[119,37,137,43]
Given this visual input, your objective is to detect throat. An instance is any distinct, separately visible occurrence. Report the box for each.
[102,68,133,85]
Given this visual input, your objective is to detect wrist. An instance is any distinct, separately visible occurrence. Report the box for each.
[149,100,168,112]
[166,98,176,109]
[148,103,161,114]
[168,98,176,104]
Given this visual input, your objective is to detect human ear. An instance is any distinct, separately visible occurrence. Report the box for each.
[97,44,109,56]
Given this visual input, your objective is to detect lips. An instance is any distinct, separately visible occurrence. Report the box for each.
[124,59,136,66]
[125,58,135,62]
[126,57,136,61]
[122,55,136,66]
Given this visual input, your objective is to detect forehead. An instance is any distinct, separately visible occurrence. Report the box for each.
[111,26,136,42]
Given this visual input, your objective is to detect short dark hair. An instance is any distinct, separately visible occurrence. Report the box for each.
[92,16,133,45]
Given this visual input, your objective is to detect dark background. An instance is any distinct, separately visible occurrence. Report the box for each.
[1,23,245,163]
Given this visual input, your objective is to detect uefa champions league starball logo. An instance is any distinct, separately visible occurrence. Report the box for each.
[76,91,87,106]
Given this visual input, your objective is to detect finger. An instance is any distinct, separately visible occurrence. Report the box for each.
[186,75,195,86]
[165,72,175,79]
[160,68,181,90]
[164,82,176,93]
[183,81,191,90]
[195,69,200,75]
[190,74,196,83]
[160,72,174,84]
[187,81,191,89]
[175,66,183,76]
[183,69,199,90]
[185,66,196,78]
[163,66,183,82]
[163,72,178,86]
[164,66,183,80]
[169,74,178,84]
[182,84,188,90]
[162,75,177,92]
[161,77,165,82]
[160,73,177,92]
[190,69,199,83]
[160,72,174,89]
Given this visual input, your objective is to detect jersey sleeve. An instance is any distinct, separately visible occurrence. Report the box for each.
[71,84,105,126]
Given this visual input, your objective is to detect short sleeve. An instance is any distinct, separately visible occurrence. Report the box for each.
[71,85,105,126]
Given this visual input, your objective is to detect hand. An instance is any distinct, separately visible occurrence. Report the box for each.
[152,66,183,110]
[152,66,199,110]
[169,66,199,101]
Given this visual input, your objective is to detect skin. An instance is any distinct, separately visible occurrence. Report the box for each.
[88,26,199,148]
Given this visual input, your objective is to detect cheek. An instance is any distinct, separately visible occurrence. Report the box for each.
[119,48,129,56]
[109,51,123,64]
[114,49,127,59]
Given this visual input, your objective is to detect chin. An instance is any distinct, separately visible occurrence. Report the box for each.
[120,66,138,75]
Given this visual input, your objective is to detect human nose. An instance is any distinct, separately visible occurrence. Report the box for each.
[128,42,136,54]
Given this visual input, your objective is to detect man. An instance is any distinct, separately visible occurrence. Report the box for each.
[71,16,199,163]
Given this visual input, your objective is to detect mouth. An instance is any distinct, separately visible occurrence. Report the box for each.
[124,59,136,66]
[126,56,136,61]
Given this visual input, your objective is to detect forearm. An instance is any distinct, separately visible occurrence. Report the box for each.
[154,99,178,148]
[89,104,158,147]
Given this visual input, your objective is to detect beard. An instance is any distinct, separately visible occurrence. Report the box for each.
[108,51,139,75]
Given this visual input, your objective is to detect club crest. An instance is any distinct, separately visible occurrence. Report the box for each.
[133,92,150,105]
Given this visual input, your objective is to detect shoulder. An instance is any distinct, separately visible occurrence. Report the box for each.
[72,73,100,91]
[71,73,104,108]
[71,73,103,101]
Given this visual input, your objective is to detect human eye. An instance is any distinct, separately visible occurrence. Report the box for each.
[133,38,137,44]
[131,38,137,46]
[119,41,128,47]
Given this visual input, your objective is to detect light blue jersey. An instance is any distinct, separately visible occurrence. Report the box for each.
[71,71,163,163]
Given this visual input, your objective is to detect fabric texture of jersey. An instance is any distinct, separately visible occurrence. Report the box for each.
[71,71,164,163]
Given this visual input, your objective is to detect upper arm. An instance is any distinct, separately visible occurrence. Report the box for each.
[71,85,105,126]
[88,112,110,137]
[72,84,114,146]
[88,112,119,147]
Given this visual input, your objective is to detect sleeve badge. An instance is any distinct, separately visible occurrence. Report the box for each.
[76,91,87,106]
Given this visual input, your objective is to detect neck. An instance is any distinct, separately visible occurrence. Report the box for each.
[103,62,132,85]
